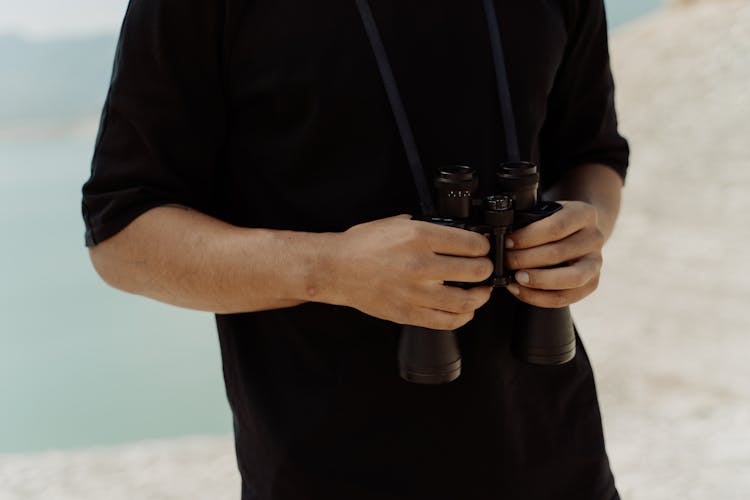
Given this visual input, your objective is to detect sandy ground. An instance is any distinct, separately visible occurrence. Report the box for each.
[1,1,749,499]
[576,1,750,498]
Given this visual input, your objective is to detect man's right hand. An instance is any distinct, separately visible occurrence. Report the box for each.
[323,215,494,331]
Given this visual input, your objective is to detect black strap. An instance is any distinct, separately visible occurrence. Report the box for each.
[356,0,521,214]
[481,0,520,162]
[355,0,436,216]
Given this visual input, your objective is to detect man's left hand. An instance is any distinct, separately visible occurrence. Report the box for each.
[505,200,605,308]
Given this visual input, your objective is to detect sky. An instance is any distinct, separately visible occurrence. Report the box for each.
[1,0,661,40]
[0,0,128,40]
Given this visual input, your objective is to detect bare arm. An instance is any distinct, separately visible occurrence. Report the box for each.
[89,205,335,314]
[543,162,623,241]
[89,205,495,329]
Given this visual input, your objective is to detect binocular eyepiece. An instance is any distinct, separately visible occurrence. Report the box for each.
[398,162,576,385]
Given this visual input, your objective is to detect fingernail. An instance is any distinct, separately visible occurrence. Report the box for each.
[507,284,520,296]
[505,238,514,249]
[516,271,529,284]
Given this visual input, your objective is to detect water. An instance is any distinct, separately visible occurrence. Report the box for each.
[0,139,232,453]
[606,0,664,29]
[0,0,663,453]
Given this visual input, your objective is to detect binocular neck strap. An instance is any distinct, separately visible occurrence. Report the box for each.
[355,0,436,216]
[355,0,521,215]
[481,0,520,163]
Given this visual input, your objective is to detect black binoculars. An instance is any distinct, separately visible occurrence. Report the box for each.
[398,161,576,384]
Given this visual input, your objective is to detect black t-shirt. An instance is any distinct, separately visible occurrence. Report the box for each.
[82,1,629,499]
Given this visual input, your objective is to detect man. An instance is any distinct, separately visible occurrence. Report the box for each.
[82,0,628,498]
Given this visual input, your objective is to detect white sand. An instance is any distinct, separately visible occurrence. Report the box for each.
[2,1,749,498]
[0,437,240,500]
[576,1,750,498]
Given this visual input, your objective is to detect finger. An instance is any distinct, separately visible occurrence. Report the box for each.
[429,255,494,283]
[415,284,493,314]
[506,201,596,250]
[405,307,475,331]
[515,254,601,291]
[506,227,604,270]
[422,223,491,257]
[506,276,600,308]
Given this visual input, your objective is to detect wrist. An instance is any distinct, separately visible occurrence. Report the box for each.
[289,230,350,307]
[543,163,622,242]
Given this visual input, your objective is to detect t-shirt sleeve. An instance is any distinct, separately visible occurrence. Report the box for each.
[539,0,630,190]
[81,0,227,246]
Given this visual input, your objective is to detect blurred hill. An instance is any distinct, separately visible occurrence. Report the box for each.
[0,34,116,140]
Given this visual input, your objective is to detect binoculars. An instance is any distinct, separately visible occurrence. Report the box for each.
[398,161,576,384]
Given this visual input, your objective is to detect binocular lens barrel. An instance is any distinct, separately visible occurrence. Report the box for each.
[398,326,462,384]
[398,162,577,384]
[495,161,539,210]
[495,162,576,366]
[512,306,576,365]
[397,166,478,385]
[434,165,478,219]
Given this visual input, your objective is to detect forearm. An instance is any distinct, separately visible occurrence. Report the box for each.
[89,205,338,314]
[543,163,624,241]
[89,207,495,330]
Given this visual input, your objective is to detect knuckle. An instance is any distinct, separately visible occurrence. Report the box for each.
[402,256,426,276]
[451,312,474,330]
[575,272,590,288]
[483,258,495,278]
[505,251,521,270]
[459,297,475,313]
[470,266,485,282]
[570,268,589,288]
[430,312,472,331]
[442,317,460,331]
[443,293,471,314]
[508,229,525,248]
[549,218,568,239]
[472,234,491,255]
[475,287,493,306]
[548,245,564,264]
[404,222,428,243]
[548,292,569,309]
[465,288,489,309]
[398,304,418,325]
[409,223,428,241]
[591,228,605,249]
[401,282,422,304]
[432,314,455,331]
[415,310,437,330]
[474,258,494,281]
[585,256,603,278]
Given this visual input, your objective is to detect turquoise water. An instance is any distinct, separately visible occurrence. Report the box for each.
[606,0,664,29]
[0,139,232,453]
[0,0,662,453]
